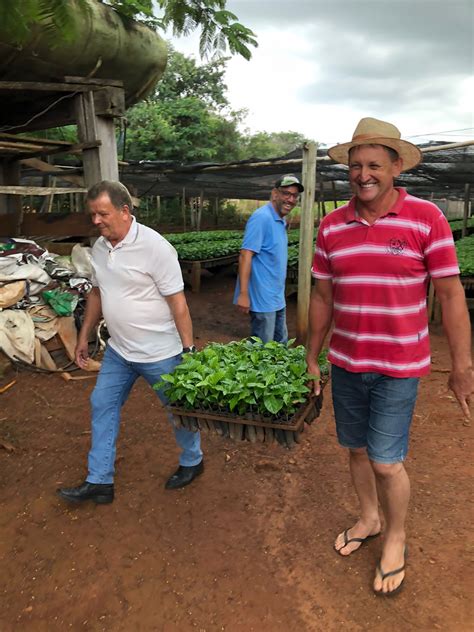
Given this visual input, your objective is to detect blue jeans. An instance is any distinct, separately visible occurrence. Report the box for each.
[331,365,419,464]
[249,307,288,343]
[87,345,202,484]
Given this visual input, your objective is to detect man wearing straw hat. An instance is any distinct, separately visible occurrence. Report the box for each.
[306,118,472,596]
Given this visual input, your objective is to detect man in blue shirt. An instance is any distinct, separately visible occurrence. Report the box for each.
[234,175,304,342]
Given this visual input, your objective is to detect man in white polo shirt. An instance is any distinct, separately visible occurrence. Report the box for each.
[58,181,203,504]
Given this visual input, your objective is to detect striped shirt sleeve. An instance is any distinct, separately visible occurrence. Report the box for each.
[424,214,460,278]
[311,227,332,279]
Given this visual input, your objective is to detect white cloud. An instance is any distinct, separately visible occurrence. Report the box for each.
[169,0,474,144]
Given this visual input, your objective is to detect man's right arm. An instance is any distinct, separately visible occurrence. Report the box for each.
[306,279,334,395]
[236,249,254,313]
[75,287,102,369]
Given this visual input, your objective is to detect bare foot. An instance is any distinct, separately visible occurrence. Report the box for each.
[334,518,382,556]
[373,537,406,595]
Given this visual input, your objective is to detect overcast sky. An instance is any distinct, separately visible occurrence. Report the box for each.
[170,0,473,146]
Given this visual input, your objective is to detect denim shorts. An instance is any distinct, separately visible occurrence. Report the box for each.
[331,364,419,464]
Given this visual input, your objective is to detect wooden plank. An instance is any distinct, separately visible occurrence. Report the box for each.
[93,87,126,118]
[0,161,22,231]
[95,116,119,180]
[13,140,101,162]
[75,92,101,186]
[75,92,119,185]
[296,142,317,344]
[0,81,93,92]
[20,158,84,186]
[63,76,124,88]
[191,262,201,293]
[0,133,73,146]
[421,140,474,153]
[0,186,86,195]
[0,140,53,152]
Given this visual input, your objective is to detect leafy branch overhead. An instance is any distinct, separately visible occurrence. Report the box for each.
[2,0,257,60]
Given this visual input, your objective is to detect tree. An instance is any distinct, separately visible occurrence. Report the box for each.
[240,131,310,160]
[1,0,257,60]
[153,49,230,109]
[124,50,245,162]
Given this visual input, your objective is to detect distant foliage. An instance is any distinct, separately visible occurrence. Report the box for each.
[240,131,309,160]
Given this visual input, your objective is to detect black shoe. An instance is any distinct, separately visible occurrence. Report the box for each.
[165,461,204,490]
[57,481,114,504]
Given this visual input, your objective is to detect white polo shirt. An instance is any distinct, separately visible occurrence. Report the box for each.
[91,218,184,362]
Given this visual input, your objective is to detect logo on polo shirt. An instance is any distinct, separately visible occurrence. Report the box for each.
[387,238,407,255]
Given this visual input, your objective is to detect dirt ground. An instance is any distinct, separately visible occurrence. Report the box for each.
[0,268,472,632]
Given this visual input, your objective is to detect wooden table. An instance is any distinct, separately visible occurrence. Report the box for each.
[180,254,239,292]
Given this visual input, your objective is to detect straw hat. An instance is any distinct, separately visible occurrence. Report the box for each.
[327,117,422,171]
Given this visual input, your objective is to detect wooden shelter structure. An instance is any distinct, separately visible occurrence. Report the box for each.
[0,76,125,236]
[0,0,167,236]
[1,139,472,239]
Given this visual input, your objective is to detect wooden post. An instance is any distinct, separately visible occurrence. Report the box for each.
[191,262,201,292]
[0,160,22,230]
[156,196,161,223]
[190,197,197,229]
[462,183,471,238]
[296,142,318,344]
[320,176,326,217]
[45,177,57,213]
[75,91,119,186]
[197,190,203,231]
[75,192,83,213]
[182,188,186,231]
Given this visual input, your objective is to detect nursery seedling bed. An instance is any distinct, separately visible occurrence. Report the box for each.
[167,385,326,449]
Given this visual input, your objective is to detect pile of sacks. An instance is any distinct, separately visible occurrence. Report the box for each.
[0,238,93,371]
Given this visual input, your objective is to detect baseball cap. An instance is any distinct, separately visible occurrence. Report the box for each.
[274,174,304,192]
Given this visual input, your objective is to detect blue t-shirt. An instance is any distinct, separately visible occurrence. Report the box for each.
[234,202,288,312]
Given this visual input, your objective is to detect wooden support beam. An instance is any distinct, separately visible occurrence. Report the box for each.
[13,140,101,162]
[182,187,186,231]
[0,81,96,92]
[93,87,125,118]
[0,186,86,195]
[0,132,73,146]
[296,142,317,344]
[191,262,201,293]
[0,161,22,230]
[63,76,124,88]
[21,158,84,186]
[75,92,119,185]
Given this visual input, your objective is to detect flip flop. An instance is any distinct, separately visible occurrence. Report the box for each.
[335,528,381,556]
[374,547,408,597]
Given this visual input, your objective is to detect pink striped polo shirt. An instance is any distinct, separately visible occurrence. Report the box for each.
[311,188,460,377]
